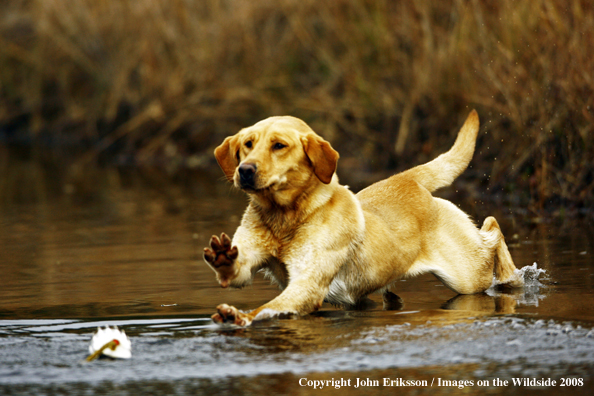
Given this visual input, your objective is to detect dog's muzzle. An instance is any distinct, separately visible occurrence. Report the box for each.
[238,163,257,189]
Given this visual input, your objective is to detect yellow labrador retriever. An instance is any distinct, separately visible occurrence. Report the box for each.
[203,111,523,326]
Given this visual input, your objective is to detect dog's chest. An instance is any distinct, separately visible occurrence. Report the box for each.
[259,214,303,257]
[261,222,319,280]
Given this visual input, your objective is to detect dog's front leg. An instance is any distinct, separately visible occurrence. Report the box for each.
[212,276,329,326]
[212,243,348,326]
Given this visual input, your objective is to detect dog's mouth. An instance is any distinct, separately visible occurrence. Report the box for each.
[236,181,270,195]
[239,183,274,194]
[238,180,255,191]
[237,178,265,192]
[240,185,261,193]
[236,174,286,193]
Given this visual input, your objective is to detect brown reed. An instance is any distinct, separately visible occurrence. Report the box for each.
[0,0,592,212]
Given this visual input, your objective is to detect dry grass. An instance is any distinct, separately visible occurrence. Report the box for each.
[1,0,593,212]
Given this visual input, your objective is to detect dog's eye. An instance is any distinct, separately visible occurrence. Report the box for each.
[245,141,253,149]
[273,142,287,150]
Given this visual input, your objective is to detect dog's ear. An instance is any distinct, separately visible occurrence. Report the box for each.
[301,133,339,184]
[214,135,241,182]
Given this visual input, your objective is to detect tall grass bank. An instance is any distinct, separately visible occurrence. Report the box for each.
[1,0,592,212]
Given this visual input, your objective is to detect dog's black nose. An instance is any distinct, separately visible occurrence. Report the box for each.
[238,163,257,188]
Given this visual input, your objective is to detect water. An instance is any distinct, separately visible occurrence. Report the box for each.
[1,163,594,395]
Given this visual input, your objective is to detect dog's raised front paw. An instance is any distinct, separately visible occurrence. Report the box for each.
[204,233,239,287]
[204,233,238,267]
[212,304,252,326]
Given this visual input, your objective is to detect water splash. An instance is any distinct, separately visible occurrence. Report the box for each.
[487,262,548,306]
[517,262,548,286]
[515,262,548,306]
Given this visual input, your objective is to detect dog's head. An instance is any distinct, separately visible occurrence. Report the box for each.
[214,116,339,203]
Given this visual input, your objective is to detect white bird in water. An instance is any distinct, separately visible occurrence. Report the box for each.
[86,326,132,361]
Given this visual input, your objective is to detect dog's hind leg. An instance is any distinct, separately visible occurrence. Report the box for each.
[382,290,404,310]
[480,216,523,288]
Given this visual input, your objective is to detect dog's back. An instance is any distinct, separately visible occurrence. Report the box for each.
[353,109,521,296]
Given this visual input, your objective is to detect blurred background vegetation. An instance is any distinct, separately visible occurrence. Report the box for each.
[1,0,593,215]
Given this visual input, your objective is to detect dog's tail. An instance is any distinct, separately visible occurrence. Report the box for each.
[400,110,480,193]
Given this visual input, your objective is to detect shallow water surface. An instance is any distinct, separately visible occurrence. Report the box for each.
[1,166,594,395]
